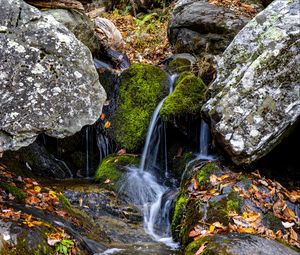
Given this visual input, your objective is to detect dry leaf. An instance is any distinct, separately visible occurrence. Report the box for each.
[195,241,208,255]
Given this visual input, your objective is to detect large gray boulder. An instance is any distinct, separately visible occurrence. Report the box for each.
[167,0,262,56]
[202,0,300,165]
[0,0,106,152]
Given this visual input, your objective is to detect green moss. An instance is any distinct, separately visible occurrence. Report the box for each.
[226,200,239,212]
[160,72,207,121]
[171,193,189,241]
[0,182,26,201]
[195,162,216,187]
[95,154,139,190]
[207,191,241,225]
[168,58,192,73]
[113,63,168,151]
[179,200,203,246]
[185,236,233,255]
[59,193,72,211]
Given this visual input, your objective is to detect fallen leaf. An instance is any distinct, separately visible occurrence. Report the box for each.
[195,241,208,255]
[104,121,111,129]
[100,113,106,120]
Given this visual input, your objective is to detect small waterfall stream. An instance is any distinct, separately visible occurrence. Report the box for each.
[120,74,178,248]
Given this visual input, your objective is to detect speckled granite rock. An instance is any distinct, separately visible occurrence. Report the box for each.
[202,0,300,165]
[0,0,106,152]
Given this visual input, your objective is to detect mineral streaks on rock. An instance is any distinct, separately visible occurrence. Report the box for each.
[202,0,300,165]
[0,0,106,152]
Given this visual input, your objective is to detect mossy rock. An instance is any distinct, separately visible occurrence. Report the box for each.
[0,181,26,201]
[160,72,207,121]
[168,58,193,73]
[171,192,189,241]
[112,63,168,151]
[95,154,139,190]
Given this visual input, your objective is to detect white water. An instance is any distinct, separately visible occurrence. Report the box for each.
[96,133,110,163]
[120,74,179,249]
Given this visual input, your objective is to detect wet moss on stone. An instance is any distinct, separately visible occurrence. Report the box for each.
[171,192,189,241]
[168,58,192,73]
[95,154,139,190]
[113,63,168,151]
[160,72,207,121]
[0,181,26,201]
[195,162,216,187]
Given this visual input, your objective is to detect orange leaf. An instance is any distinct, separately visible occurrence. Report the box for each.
[100,113,105,120]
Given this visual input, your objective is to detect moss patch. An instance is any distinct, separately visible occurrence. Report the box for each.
[171,193,189,241]
[113,63,168,151]
[168,58,192,73]
[95,154,139,190]
[0,181,26,201]
[195,162,216,187]
[160,72,207,121]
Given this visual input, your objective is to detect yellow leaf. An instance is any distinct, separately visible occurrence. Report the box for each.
[49,190,57,198]
[104,121,111,129]
[34,186,41,193]
[209,225,215,232]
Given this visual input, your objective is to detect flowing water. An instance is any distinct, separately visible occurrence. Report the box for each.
[119,74,179,249]
[84,126,94,177]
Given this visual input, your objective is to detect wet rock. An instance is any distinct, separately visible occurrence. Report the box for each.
[167,0,254,57]
[185,233,299,255]
[171,161,300,251]
[202,0,300,165]
[0,0,106,153]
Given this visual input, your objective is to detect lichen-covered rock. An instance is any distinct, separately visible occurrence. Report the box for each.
[160,72,207,121]
[111,64,168,151]
[202,0,300,165]
[0,0,106,152]
[167,0,257,56]
[45,8,100,55]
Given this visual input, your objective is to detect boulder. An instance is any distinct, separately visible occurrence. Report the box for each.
[0,0,106,152]
[167,0,257,56]
[44,8,101,55]
[202,0,300,165]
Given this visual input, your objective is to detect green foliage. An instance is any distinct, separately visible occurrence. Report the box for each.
[0,181,26,201]
[160,72,207,121]
[95,154,139,190]
[55,239,74,255]
[113,64,168,151]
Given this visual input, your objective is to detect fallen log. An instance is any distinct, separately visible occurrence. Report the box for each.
[25,0,85,11]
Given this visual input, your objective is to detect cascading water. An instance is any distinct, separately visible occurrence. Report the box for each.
[119,74,178,248]
[96,133,111,164]
[84,126,94,177]
[198,119,215,161]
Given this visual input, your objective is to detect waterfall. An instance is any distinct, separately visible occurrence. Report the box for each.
[96,133,110,164]
[84,126,94,177]
[197,119,215,161]
[119,73,178,248]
